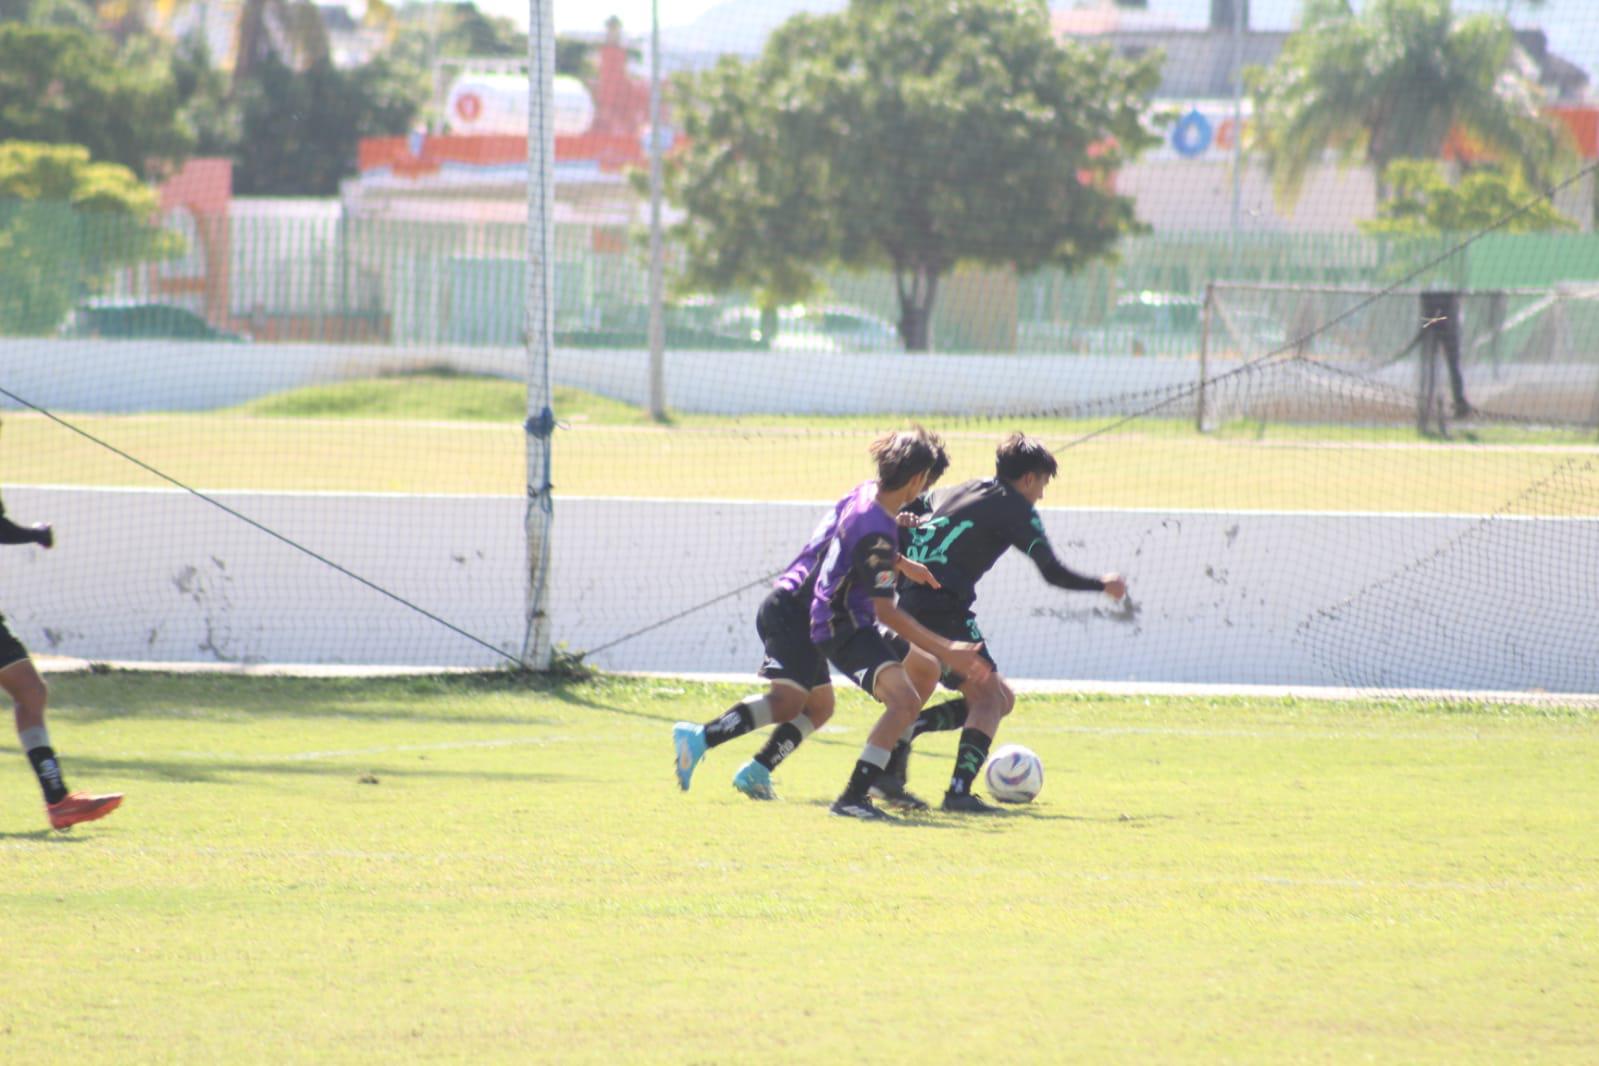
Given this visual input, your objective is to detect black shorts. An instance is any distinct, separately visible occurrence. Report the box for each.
[879,606,997,689]
[756,588,831,691]
[819,625,904,696]
[0,614,29,670]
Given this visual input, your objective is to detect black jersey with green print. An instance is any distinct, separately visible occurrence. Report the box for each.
[897,478,1103,613]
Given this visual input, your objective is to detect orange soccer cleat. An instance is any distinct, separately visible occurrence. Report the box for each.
[46,791,124,831]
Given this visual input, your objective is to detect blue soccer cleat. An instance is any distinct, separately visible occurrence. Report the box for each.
[673,722,707,791]
[732,760,777,801]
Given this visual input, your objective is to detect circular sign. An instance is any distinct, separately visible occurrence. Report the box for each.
[1171,110,1213,158]
[454,92,482,123]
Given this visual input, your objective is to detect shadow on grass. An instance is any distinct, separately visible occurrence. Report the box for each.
[0,828,86,842]
[1004,808,1178,824]
[795,798,970,829]
[59,752,571,787]
[43,668,635,729]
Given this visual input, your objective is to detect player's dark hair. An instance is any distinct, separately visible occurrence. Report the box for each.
[870,425,947,491]
[995,432,1057,482]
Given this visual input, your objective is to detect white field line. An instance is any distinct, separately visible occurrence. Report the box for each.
[33,658,1599,711]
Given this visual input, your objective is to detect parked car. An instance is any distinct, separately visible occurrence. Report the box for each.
[1090,291,1202,355]
[60,299,251,342]
[713,303,903,353]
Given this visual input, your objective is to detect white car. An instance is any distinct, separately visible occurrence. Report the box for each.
[714,304,903,353]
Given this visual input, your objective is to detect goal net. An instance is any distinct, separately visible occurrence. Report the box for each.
[1200,282,1599,432]
[3,2,1598,702]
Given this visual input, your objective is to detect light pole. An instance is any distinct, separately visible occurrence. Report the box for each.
[647,0,667,420]
[1229,0,1245,271]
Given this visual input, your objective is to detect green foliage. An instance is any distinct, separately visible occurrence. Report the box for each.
[170,36,241,159]
[666,0,1161,351]
[0,142,178,335]
[232,55,424,195]
[386,1,527,66]
[1359,159,1577,236]
[1249,0,1565,206]
[0,0,97,30]
[0,23,192,177]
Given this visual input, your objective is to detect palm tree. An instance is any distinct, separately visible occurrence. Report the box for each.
[1249,0,1565,205]
[231,0,329,84]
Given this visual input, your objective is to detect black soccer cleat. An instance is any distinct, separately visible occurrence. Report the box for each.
[869,776,930,811]
[941,790,1004,815]
[830,795,897,821]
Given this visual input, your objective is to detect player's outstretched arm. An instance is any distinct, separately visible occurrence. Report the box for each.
[1025,539,1109,594]
[874,599,990,683]
[0,515,50,548]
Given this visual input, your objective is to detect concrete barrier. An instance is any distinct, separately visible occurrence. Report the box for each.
[5,487,1594,693]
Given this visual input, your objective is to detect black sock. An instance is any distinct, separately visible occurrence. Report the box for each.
[702,703,756,749]
[883,739,910,782]
[841,759,883,802]
[947,727,992,796]
[27,746,68,805]
[912,697,968,739]
[753,721,804,770]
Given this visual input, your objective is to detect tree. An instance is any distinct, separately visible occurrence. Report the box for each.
[233,0,331,86]
[1359,158,1575,236]
[665,0,1161,351]
[0,24,193,178]
[232,55,423,195]
[0,0,98,32]
[169,35,241,159]
[0,142,179,334]
[1249,0,1565,206]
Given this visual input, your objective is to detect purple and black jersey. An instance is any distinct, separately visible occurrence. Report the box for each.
[809,481,900,646]
[773,493,853,600]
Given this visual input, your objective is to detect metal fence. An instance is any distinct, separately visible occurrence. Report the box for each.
[10,198,1599,355]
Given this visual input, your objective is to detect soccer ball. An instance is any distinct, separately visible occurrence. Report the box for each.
[984,744,1043,803]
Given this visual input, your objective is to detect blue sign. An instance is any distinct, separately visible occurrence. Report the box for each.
[1171,110,1213,158]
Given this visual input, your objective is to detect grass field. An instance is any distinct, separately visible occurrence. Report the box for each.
[6,374,1598,512]
[2,671,1595,1062]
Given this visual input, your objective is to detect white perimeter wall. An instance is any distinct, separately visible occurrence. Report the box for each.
[4,341,1594,691]
[6,487,1595,693]
[5,339,1594,417]
[1,339,1198,416]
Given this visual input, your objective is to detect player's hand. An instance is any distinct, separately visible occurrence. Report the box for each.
[896,510,925,528]
[895,555,940,589]
[31,524,53,549]
[1102,573,1126,600]
[944,641,990,683]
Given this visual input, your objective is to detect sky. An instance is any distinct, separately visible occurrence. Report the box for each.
[460,0,1598,83]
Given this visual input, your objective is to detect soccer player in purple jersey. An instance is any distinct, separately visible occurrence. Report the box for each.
[671,477,944,800]
[812,427,991,821]
[0,491,124,831]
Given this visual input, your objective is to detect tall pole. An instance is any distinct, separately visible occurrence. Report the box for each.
[1228,0,1245,274]
[521,0,555,669]
[647,0,667,420]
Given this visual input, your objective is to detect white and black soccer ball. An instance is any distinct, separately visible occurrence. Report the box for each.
[984,744,1043,803]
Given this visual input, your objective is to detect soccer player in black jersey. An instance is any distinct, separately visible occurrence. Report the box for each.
[0,494,124,830]
[886,433,1126,813]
